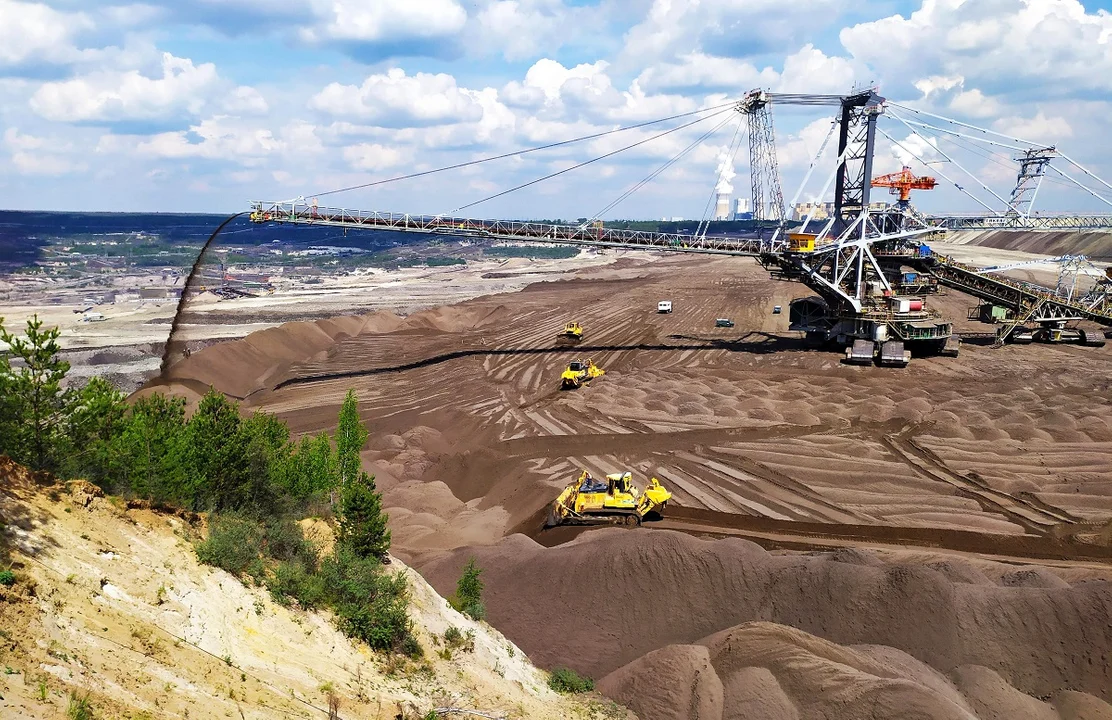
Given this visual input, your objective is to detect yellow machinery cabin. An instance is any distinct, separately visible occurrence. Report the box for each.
[788,233,817,253]
[546,470,672,527]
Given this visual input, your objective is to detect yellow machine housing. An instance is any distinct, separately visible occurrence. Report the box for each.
[560,358,604,389]
[557,321,584,342]
[788,233,817,253]
[547,470,672,527]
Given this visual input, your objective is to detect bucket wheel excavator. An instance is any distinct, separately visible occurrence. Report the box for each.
[546,470,672,528]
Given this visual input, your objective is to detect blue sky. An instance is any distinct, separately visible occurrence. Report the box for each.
[2,0,1112,218]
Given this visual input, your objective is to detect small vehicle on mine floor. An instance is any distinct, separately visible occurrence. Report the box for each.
[546,470,672,527]
[715,318,734,328]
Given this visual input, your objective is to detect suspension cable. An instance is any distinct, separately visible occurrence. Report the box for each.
[447,106,736,215]
[694,116,746,240]
[588,112,739,223]
[308,101,739,199]
[876,126,1000,216]
[886,112,1013,211]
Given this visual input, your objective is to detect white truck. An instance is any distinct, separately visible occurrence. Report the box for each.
[657,300,673,314]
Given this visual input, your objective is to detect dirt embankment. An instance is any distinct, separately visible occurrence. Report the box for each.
[421,529,1112,719]
[946,229,1112,259]
[0,458,627,719]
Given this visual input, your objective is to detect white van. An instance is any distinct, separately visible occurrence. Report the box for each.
[657,300,673,314]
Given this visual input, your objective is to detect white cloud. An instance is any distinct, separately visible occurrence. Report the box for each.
[841,0,1112,96]
[342,143,405,171]
[30,52,220,122]
[472,0,597,61]
[4,127,84,175]
[301,0,466,43]
[310,68,485,126]
[128,116,284,163]
[636,53,778,94]
[224,86,269,115]
[0,0,92,66]
[777,44,856,93]
[993,112,1073,144]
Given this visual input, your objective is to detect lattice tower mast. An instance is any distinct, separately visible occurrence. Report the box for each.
[740,91,786,222]
[1008,147,1057,219]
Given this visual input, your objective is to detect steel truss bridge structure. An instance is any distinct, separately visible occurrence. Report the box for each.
[926,213,1112,231]
[249,87,1112,365]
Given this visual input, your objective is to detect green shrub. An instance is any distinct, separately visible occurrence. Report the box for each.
[263,516,317,567]
[443,626,474,653]
[0,570,15,586]
[318,548,417,655]
[269,560,326,609]
[548,667,594,694]
[195,514,263,576]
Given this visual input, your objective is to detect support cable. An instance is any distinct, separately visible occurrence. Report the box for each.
[309,101,739,199]
[1048,165,1112,211]
[774,116,838,243]
[589,112,738,223]
[890,101,1112,201]
[448,106,735,215]
[876,126,1000,216]
[886,112,1013,212]
[694,115,746,240]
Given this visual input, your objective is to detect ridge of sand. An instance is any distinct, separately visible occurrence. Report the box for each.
[421,528,1112,715]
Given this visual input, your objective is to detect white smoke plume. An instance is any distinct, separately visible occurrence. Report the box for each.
[714,148,736,195]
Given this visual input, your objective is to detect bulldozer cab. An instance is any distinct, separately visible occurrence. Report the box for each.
[568,361,584,371]
[606,472,634,495]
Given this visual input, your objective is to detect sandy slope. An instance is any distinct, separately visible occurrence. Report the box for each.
[423,530,1112,719]
[0,459,626,719]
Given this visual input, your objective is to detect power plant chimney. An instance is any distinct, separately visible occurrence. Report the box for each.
[714,192,732,221]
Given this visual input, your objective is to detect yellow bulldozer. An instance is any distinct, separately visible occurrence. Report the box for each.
[560,358,604,389]
[557,321,584,343]
[546,470,672,527]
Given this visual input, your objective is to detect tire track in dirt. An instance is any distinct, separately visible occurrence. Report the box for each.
[880,426,1076,535]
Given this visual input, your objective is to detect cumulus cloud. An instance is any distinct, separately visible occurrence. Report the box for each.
[636,53,778,94]
[840,0,1112,98]
[301,0,467,43]
[29,52,220,123]
[342,143,405,171]
[0,0,93,67]
[310,68,485,127]
[4,127,84,175]
[100,116,285,165]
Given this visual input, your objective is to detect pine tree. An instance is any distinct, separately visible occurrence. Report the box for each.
[62,376,127,483]
[339,471,390,561]
[452,557,485,621]
[185,389,247,510]
[0,315,72,470]
[335,390,368,488]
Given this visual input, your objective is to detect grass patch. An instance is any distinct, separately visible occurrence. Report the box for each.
[66,691,94,720]
[548,667,594,694]
[0,570,15,586]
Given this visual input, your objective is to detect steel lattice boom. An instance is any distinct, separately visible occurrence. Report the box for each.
[249,201,768,257]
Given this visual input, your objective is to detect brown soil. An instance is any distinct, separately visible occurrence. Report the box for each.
[138,252,1112,718]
